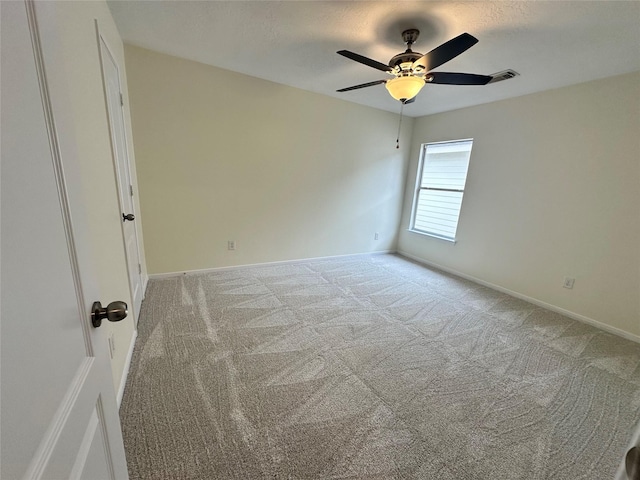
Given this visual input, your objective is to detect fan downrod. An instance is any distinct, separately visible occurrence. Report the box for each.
[390,29,423,68]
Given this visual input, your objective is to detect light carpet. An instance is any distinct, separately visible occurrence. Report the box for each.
[119,254,640,479]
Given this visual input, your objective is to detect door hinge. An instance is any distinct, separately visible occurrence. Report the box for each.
[129,184,134,197]
[119,92,124,106]
[138,263,142,274]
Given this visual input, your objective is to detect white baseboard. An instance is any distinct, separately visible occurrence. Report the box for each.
[146,248,639,343]
[397,250,640,344]
[117,329,138,409]
[147,250,395,279]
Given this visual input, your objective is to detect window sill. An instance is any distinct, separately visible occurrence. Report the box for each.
[407,229,457,244]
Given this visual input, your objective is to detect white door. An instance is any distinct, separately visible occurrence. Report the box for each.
[99,38,144,321]
[1,1,128,479]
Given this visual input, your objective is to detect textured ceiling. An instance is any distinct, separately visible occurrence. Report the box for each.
[108,1,640,117]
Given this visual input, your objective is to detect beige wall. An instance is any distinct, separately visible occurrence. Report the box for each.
[124,45,413,274]
[43,1,146,393]
[398,72,640,338]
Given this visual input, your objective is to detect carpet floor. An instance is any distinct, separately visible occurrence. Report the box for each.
[119,254,640,479]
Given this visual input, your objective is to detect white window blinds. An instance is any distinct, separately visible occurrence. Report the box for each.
[411,140,473,241]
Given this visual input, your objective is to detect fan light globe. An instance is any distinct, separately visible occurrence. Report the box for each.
[385,76,425,102]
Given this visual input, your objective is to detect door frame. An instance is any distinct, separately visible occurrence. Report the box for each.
[96,25,146,324]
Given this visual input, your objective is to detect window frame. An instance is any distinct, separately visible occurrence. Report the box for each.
[408,138,474,243]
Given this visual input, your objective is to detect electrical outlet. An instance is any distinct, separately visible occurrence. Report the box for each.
[108,332,115,359]
[374,232,379,240]
[227,240,236,251]
[563,277,575,289]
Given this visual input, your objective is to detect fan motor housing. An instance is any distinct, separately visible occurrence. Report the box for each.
[388,51,423,69]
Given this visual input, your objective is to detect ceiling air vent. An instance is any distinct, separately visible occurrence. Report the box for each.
[488,69,519,84]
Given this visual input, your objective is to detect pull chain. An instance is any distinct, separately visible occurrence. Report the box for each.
[396,102,405,149]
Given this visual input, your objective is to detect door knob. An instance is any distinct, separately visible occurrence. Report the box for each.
[91,300,128,328]
[122,213,135,222]
[627,446,640,480]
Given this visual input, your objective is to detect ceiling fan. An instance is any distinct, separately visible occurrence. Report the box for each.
[336,29,492,104]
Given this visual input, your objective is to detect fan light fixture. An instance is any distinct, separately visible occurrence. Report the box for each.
[336,30,502,146]
[336,30,497,105]
[385,76,425,102]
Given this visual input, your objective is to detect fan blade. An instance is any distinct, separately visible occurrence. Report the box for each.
[412,33,478,71]
[427,72,492,85]
[337,50,392,72]
[336,80,387,92]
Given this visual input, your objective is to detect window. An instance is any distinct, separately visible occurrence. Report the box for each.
[409,139,473,242]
